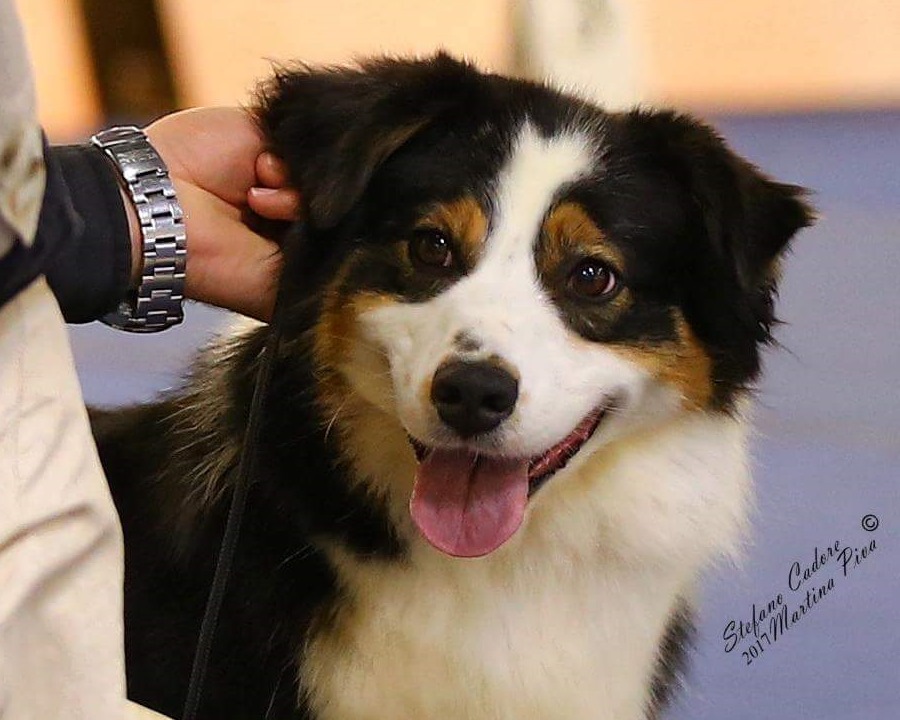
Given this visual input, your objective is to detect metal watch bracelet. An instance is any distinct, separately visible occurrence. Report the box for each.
[92,126,186,332]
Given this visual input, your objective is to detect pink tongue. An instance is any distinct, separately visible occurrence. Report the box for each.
[409,449,529,558]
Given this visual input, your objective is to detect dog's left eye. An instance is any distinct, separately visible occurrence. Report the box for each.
[409,230,454,272]
[569,258,618,298]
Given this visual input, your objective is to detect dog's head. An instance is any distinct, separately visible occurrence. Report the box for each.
[257,54,812,559]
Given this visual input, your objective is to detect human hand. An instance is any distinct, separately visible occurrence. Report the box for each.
[125,107,300,321]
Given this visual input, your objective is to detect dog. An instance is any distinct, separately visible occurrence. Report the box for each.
[91,53,812,720]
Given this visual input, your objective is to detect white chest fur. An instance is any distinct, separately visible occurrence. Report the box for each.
[303,411,750,720]
[305,550,685,720]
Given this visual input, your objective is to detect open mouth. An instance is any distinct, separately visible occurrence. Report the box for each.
[407,404,608,559]
[526,406,606,494]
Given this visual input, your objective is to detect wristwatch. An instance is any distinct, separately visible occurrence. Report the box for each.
[92,126,186,332]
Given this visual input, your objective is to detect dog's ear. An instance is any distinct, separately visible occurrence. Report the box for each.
[256,53,477,229]
[623,110,814,343]
[689,136,813,301]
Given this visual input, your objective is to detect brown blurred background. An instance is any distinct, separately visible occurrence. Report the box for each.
[17,0,900,141]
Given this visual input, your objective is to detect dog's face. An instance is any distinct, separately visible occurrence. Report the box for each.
[259,55,811,558]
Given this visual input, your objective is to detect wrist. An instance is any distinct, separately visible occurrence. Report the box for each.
[119,185,143,286]
[91,126,187,332]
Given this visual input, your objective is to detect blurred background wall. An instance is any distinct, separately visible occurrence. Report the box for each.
[16,0,900,140]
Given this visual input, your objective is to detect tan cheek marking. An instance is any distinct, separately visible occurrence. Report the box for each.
[313,268,397,417]
[608,315,714,410]
[417,196,488,265]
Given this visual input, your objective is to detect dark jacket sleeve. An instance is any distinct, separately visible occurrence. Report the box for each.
[0,139,132,322]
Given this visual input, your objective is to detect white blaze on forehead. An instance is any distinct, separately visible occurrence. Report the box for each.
[486,123,596,262]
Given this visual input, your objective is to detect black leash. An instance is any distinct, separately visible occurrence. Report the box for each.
[181,257,289,720]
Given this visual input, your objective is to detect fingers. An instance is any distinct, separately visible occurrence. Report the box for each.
[256,152,289,187]
[248,186,301,221]
[249,151,300,220]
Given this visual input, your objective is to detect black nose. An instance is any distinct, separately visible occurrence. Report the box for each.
[431,361,519,438]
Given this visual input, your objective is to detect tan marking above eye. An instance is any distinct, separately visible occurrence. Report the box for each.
[540,202,624,277]
[415,196,488,266]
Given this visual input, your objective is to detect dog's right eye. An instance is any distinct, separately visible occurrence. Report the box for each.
[409,230,454,273]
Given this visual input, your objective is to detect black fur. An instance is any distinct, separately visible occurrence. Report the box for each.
[93,54,812,719]
[647,603,695,720]
[93,327,400,718]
